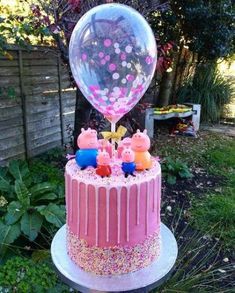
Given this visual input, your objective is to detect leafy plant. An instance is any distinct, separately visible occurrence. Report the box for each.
[162,157,193,184]
[0,256,70,292]
[0,160,65,256]
[177,63,234,122]
[29,158,64,188]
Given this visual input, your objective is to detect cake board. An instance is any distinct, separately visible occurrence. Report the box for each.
[51,223,178,293]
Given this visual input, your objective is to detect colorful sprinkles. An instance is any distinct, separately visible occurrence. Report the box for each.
[66,157,160,188]
[67,228,160,275]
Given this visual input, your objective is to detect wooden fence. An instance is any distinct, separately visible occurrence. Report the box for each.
[0,46,76,166]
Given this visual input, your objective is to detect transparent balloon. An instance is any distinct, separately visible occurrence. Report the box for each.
[69,3,157,123]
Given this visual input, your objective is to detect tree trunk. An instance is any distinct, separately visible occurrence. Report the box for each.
[156,70,174,107]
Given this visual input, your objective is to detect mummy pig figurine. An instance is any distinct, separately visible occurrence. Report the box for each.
[131,129,152,171]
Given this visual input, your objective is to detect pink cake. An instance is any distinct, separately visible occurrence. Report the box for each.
[65,157,161,275]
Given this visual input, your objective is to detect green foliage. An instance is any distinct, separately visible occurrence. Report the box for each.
[0,86,16,99]
[162,157,193,184]
[0,160,65,257]
[0,1,53,57]
[0,256,69,292]
[29,158,64,190]
[191,188,235,248]
[178,64,234,122]
[150,0,235,60]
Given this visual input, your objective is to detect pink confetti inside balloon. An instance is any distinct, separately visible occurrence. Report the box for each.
[69,3,157,123]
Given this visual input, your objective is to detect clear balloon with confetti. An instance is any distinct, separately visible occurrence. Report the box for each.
[69,3,157,124]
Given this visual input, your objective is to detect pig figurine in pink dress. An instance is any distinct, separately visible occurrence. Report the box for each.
[76,128,99,170]
[131,129,152,171]
[98,139,112,157]
[117,137,132,158]
[96,150,112,178]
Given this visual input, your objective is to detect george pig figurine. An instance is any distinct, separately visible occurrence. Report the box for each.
[117,137,132,158]
[96,150,112,178]
[131,129,152,171]
[76,128,99,170]
[121,148,136,178]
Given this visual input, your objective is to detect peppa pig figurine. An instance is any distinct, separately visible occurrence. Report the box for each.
[98,139,112,158]
[131,129,152,171]
[76,128,99,170]
[96,150,112,178]
[121,148,136,178]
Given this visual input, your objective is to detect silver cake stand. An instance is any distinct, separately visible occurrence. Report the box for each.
[51,223,178,293]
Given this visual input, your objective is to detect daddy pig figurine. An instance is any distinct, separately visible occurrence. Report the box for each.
[121,148,136,178]
[131,129,152,171]
[76,128,99,170]
[96,150,112,178]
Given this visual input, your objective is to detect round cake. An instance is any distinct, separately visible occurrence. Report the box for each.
[65,157,161,275]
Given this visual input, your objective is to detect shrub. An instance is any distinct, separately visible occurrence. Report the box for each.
[162,157,193,184]
[0,160,65,257]
[0,256,69,292]
[29,159,64,189]
[177,63,233,122]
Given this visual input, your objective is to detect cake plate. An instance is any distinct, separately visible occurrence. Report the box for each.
[51,223,178,293]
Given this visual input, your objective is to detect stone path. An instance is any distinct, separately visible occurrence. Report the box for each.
[202,124,235,137]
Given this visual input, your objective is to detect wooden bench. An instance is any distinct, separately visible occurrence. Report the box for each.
[145,104,201,138]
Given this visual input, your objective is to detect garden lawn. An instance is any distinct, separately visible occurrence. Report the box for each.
[154,130,235,292]
[154,130,235,249]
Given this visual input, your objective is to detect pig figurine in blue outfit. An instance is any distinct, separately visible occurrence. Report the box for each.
[121,148,136,178]
[76,128,98,170]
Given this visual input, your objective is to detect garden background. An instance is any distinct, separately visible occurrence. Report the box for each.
[0,0,234,292]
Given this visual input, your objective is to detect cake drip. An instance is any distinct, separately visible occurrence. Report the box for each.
[66,159,161,248]
[65,128,162,275]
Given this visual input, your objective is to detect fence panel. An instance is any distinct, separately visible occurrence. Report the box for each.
[0,46,76,166]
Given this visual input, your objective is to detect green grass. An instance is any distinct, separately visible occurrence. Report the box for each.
[190,138,235,248]
[205,139,235,186]
[154,132,234,168]
[191,188,235,248]
[156,131,235,248]
[158,231,234,292]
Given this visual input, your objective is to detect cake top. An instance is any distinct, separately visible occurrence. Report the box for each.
[66,158,160,188]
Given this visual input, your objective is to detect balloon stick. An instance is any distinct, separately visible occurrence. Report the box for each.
[111,122,116,158]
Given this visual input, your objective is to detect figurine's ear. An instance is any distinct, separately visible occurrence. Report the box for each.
[143,129,147,134]
[88,128,91,131]
[98,150,102,154]
[81,128,85,133]
[137,129,140,133]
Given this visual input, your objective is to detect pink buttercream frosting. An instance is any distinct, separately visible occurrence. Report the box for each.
[65,157,162,274]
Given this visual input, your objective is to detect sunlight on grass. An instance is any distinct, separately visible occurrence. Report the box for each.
[157,131,235,248]
[190,136,235,248]
[191,188,235,248]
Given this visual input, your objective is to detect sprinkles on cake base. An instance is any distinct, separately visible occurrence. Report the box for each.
[67,228,160,275]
